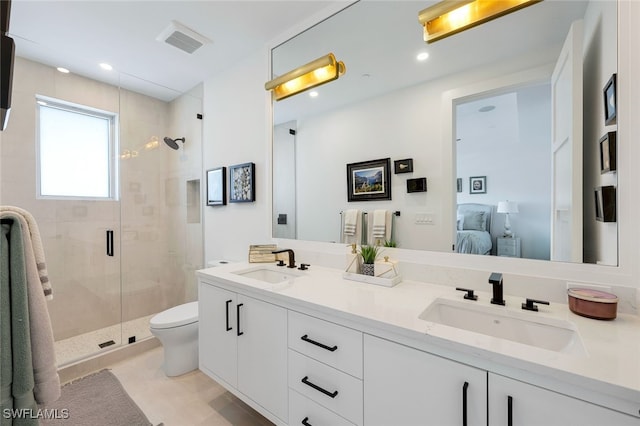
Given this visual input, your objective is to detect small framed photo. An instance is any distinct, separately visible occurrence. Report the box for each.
[594,185,616,222]
[394,158,413,174]
[346,158,391,202]
[469,176,486,194]
[407,177,427,193]
[456,178,462,193]
[206,167,226,206]
[599,131,616,174]
[603,73,617,126]
[229,162,255,203]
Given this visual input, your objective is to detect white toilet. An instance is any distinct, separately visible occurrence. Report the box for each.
[149,301,199,376]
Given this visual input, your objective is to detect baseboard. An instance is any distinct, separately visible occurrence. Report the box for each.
[58,337,161,384]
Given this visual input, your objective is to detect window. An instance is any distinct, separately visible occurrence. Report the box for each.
[37,97,117,199]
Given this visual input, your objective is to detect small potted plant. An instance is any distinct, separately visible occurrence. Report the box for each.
[359,245,380,276]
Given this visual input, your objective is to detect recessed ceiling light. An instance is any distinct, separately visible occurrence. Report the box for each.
[479,105,496,112]
[416,52,430,61]
[309,91,319,98]
[99,63,113,71]
[37,100,47,106]
[56,67,70,73]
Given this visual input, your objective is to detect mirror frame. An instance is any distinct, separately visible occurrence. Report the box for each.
[267,0,638,288]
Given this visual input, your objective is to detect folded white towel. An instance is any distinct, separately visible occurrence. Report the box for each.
[372,209,388,238]
[343,209,359,236]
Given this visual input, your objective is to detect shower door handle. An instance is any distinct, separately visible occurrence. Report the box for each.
[106,230,114,257]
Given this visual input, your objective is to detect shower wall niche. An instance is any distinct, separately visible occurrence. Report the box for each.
[0,57,204,365]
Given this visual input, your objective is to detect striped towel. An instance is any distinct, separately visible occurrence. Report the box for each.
[372,210,388,238]
[343,209,359,236]
[0,206,52,299]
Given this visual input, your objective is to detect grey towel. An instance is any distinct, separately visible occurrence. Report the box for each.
[0,218,39,425]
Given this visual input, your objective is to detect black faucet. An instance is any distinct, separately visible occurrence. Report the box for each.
[272,249,296,268]
[489,272,505,306]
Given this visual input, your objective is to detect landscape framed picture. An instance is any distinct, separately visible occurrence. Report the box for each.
[346,158,391,202]
[229,162,255,203]
[469,176,486,194]
[206,166,226,206]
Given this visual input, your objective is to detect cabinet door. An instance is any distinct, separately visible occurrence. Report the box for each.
[237,294,288,423]
[489,373,639,426]
[364,335,487,426]
[198,283,237,387]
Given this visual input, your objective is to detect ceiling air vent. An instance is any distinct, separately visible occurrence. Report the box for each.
[156,20,212,54]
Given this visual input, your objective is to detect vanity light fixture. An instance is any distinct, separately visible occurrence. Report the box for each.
[265,53,345,101]
[418,0,541,43]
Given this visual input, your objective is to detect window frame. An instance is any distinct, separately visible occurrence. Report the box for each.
[36,96,119,201]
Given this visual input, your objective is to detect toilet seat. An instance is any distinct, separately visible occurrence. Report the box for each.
[150,302,198,329]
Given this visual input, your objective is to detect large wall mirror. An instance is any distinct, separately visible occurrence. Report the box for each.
[271,0,618,266]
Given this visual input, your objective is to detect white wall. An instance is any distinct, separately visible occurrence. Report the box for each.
[292,51,558,252]
[582,0,618,265]
[273,121,297,239]
[203,52,272,263]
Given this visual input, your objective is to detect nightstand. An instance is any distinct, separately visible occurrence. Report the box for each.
[497,237,521,257]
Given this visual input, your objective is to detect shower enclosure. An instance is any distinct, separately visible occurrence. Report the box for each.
[0,57,204,366]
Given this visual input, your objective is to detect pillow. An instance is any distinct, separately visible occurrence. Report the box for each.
[462,210,486,231]
[456,213,464,231]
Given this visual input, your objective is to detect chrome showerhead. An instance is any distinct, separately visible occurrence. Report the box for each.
[163,136,185,150]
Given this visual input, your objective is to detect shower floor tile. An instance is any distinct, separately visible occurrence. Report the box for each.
[55,314,155,366]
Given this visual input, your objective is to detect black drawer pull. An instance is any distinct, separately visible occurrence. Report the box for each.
[302,417,312,426]
[508,395,513,426]
[301,334,338,352]
[301,376,338,398]
[225,300,232,331]
[236,303,244,336]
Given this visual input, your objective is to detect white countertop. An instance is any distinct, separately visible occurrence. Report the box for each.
[197,262,640,414]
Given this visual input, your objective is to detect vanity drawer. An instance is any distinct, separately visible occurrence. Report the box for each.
[289,389,356,426]
[289,350,363,425]
[288,310,363,378]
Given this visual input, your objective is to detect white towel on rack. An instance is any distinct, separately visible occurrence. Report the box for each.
[343,209,359,236]
[372,210,388,238]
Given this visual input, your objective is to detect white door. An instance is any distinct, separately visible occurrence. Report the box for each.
[237,294,288,423]
[551,20,583,262]
[364,334,487,426]
[198,283,238,387]
[489,373,639,426]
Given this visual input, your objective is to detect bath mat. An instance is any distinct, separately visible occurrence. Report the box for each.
[40,369,155,426]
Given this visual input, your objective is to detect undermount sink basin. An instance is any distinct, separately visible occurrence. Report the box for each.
[233,266,302,284]
[419,298,586,356]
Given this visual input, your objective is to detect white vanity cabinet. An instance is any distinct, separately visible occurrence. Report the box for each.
[364,334,487,426]
[199,280,288,423]
[488,374,639,426]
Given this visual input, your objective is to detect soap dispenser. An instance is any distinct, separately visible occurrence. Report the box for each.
[345,243,361,274]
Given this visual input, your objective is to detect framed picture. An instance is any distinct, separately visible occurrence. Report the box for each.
[229,162,255,203]
[394,158,413,174]
[346,158,391,202]
[469,176,486,194]
[407,177,427,193]
[206,166,226,206]
[594,185,616,222]
[603,73,617,126]
[599,131,616,174]
[456,178,462,193]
